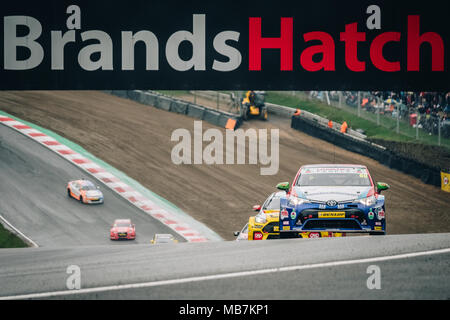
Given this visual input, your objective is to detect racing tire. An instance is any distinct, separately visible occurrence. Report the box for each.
[67,189,71,198]
[241,103,249,121]
[259,107,268,121]
[79,196,84,204]
[242,108,249,121]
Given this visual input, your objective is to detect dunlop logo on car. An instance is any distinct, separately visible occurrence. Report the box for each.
[318,212,345,218]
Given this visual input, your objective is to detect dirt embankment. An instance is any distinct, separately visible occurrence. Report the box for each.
[370,139,450,170]
[1,91,449,240]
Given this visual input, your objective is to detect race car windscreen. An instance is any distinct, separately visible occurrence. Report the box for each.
[115,223,132,228]
[81,183,96,190]
[296,168,372,187]
[264,196,280,210]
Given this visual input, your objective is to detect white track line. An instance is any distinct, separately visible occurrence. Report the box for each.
[2,247,449,300]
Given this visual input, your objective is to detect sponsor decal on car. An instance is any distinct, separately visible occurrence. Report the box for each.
[377,210,385,220]
[283,220,289,225]
[253,232,263,240]
[290,211,296,219]
[280,209,289,219]
[318,211,345,218]
[368,210,375,220]
[309,232,320,238]
[283,226,290,231]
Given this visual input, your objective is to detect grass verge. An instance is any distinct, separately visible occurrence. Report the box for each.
[0,223,28,248]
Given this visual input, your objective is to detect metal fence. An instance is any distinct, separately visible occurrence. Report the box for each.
[188,91,242,114]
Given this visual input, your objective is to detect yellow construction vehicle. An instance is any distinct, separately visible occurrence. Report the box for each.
[241,90,268,121]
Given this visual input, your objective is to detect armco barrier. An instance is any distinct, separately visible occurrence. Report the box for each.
[291,115,441,186]
[109,90,242,130]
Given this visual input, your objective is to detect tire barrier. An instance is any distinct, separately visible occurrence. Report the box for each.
[186,103,205,119]
[291,115,441,187]
[171,100,188,115]
[155,95,172,111]
[109,90,242,130]
[266,102,367,140]
[203,109,221,125]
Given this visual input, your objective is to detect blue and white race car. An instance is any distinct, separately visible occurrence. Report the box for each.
[276,164,390,236]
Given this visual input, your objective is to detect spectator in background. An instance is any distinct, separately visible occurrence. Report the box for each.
[340,121,348,133]
[311,91,450,138]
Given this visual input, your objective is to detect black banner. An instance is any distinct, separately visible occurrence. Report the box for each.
[0,0,449,90]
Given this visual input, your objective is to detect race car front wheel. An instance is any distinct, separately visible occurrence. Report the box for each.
[67,189,71,198]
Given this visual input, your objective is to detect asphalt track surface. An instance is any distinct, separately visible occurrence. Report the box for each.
[0,233,449,299]
[0,124,185,247]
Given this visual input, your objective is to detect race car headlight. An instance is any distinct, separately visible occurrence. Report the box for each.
[255,214,266,224]
[359,195,376,207]
[288,197,310,207]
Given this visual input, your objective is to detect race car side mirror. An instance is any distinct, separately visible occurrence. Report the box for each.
[252,205,261,211]
[276,182,290,191]
[376,182,390,193]
[233,231,240,237]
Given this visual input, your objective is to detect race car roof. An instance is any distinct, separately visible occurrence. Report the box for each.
[301,164,367,169]
[114,219,131,223]
[72,179,95,186]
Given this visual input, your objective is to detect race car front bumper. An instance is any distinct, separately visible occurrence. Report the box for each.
[86,197,104,204]
[281,205,386,235]
[280,219,385,235]
[110,233,135,240]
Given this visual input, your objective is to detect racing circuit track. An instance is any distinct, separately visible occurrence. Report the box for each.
[0,91,449,299]
[0,124,185,247]
[0,234,449,299]
[1,91,449,239]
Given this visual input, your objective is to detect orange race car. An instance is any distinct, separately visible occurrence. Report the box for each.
[67,179,104,204]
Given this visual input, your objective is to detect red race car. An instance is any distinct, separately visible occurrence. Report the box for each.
[110,219,136,240]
